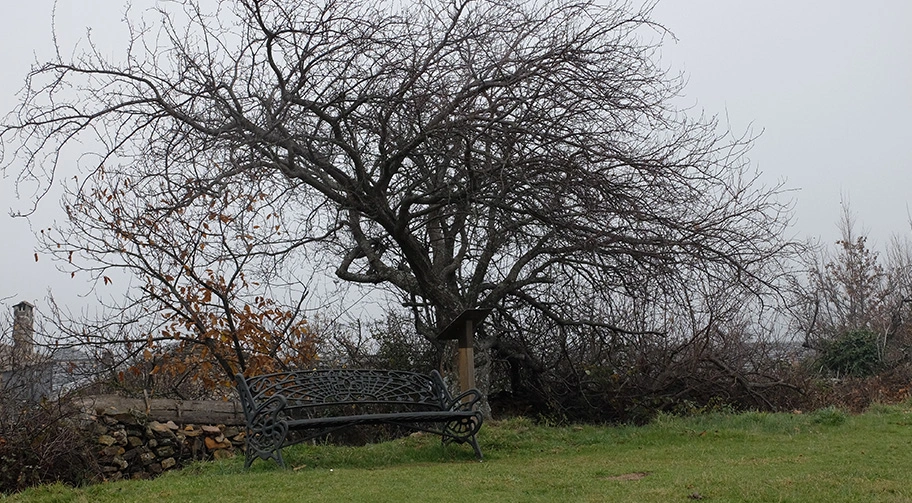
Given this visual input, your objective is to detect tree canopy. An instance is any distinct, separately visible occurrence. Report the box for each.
[3,0,792,414]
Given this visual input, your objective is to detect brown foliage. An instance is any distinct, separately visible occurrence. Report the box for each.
[39,167,319,392]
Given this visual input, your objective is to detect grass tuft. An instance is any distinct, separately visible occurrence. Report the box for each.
[811,406,849,426]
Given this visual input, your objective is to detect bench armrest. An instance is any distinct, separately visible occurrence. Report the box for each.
[448,388,482,411]
[236,373,288,427]
[250,394,288,426]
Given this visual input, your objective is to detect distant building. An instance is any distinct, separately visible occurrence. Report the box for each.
[11,301,35,363]
[0,301,52,402]
[1,301,98,402]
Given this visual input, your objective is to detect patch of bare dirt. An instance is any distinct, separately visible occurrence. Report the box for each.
[605,472,649,481]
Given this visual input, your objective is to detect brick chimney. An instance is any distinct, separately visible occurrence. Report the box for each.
[12,301,35,363]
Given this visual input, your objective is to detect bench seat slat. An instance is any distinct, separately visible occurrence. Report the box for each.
[284,410,477,429]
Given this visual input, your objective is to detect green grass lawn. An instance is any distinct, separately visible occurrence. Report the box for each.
[6,404,912,502]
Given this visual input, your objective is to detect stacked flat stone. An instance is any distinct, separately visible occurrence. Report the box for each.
[89,405,245,481]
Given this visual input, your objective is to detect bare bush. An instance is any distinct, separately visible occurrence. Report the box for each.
[0,393,100,493]
[789,205,912,377]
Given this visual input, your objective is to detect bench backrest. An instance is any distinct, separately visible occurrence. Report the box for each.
[237,369,452,418]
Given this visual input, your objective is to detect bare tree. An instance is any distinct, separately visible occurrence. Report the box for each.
[790,203,912,374]
[3,0,792,414]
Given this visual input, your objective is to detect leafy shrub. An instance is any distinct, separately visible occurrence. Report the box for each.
[819,330,881,377]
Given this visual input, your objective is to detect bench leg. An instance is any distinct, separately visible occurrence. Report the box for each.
[244,420,289,469]
[441,432,483,460]
[468,434,483,460]
[244,440,286,468]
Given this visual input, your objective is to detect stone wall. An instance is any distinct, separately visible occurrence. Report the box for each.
[86,403,246,481]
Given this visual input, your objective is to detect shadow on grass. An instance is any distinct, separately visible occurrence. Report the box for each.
[236,432,483,473]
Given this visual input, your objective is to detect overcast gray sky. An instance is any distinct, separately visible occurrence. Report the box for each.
[651,1,912,241]
[2,0,911,310]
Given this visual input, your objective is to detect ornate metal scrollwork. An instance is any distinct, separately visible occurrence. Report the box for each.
[236,369,483,468]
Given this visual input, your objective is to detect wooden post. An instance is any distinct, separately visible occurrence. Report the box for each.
[437,308,491,394]
[457,319,476,392]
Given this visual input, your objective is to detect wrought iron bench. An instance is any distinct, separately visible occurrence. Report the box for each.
[235,369,483,468]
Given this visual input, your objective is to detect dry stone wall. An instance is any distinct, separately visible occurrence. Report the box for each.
[86,403,246,481]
